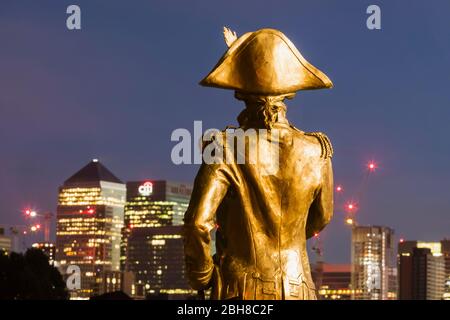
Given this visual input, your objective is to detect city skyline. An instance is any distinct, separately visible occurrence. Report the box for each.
[2,158,449,300]
[1,1,450,265]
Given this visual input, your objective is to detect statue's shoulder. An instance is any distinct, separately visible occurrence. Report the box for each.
[290,125,333,159]
[304,131,333,159]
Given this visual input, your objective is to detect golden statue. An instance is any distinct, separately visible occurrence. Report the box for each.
[183,27,334,300]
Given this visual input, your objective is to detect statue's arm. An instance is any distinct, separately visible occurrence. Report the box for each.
[306,158,334,239]
[183,163,229,290]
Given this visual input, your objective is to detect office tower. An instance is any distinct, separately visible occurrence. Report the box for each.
[312,263,359,300]
[124,181,189,229]
[55,159,126,299]
[351,225,397,300]
[398,240,446,300]
[32,242,56,265]
[411,248,445,300]
[0,227,12,254]
[122,180,194,299]
[125,225,188,298]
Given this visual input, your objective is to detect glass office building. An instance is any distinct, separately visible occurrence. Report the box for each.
[56,160,126,299]
[398,240,447,300]
[121,180,194,299]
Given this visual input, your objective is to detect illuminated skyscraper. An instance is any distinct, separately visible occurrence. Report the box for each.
[121,180,194,299]
[398,240,447,300]
[351,225,397,300]
[56,159,126,299]
[124,181,189,229]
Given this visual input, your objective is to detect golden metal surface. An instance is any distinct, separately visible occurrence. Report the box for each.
[184,28,334,300]
[200,28,333,95]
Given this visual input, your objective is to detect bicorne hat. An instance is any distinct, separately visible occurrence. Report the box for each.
[200,28,333,95]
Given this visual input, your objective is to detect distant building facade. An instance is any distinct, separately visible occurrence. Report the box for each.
[351,225,397,300]
[121,180,194,299]
[55,160,126,299]
[0,227,12,254]
[398,240,447,300]
[441,239,450,300]
[312,263,360,300]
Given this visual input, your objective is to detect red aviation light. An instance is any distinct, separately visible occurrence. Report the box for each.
[79,208,95,214]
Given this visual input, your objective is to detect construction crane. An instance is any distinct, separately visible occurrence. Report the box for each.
[24,210,53,243]
[312,160,378,290]
[311,232,324,291]
[343,161,377,228]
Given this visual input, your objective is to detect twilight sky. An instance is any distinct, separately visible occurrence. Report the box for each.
[0,1,449,263]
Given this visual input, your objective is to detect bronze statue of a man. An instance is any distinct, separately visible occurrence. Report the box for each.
[183,28,334,300]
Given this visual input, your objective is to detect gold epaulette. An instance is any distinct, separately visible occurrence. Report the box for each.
[305,132,333,159]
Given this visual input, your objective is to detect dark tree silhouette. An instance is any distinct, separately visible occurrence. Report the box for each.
[0,248,68,300]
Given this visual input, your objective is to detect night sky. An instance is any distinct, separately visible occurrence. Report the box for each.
[1,1,449,263]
